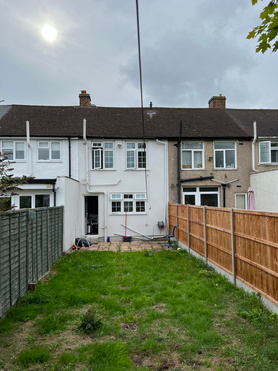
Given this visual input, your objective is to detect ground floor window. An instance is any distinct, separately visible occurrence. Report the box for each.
[110,193,146,214]
[183,186,219,207]
[19,194,51,209]
[235,193,247,209]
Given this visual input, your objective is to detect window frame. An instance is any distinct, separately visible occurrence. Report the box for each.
[126,142,147,170]
[91,142,114,170]
[235,193,247,209]
[37,141,61,162]
[259,141,278,164]
[1,140,26,161]
[182,186,220,207]
[214,141,236,169]
[181,141,204,170]
[110,193,147,214]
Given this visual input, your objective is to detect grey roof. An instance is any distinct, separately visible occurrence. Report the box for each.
[0,105,12,120]
[0,104,278,140]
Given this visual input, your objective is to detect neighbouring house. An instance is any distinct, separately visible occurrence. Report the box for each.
[1,91,278,250]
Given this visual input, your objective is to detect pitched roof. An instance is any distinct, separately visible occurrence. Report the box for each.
[0,104,278,140]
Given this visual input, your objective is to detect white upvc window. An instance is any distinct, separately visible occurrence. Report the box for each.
[235,193,247,209]
[126,142,147,169]
[259,141,278,164]
[183,186,219,207]
[92,142,114,169]
[214,141,236,169]
[38,141,61,161]
[110,193,146,214]
[19,194,51,208]
[1,141,25,161]
[182,142,204,169]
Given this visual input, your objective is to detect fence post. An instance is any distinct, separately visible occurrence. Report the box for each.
[204,206,207,263]
[231,208,236,286]
[47,208,51,271]
[187,204,190,253]
[9,216,12,307]
[176,203,178,242]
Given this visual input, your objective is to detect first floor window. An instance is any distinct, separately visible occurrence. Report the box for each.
[214,142,236,169]
[92,142,114,169]
[126,142,147,169]
[183,187,219,207]
[110,193,146,213]
[259,141,278,164]
[182,142,204,169]
[1,141,25,161]
[38,141,61,161]
[235,194,247,209]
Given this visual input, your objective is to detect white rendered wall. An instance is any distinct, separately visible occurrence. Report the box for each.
[79,139,169,240]
[250,170,278,212]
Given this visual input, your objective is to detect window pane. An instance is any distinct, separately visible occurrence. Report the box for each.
[225,150,235,168]
[215,151,224,168]
[104,143,113,149]
[138,142,146,149]
[104,151,113,168]
[235,194,246,209]
[38,148,49,160]
[136,201,145,212]
[184,195,195,205]
[201,194,218,207]
[259,141,270,163]
[271,149,278,162]
[200,187,218,192]
[35,195,50,208]
[127,143,135,149]
[182,151,192,168]
[194,151,202,168]
[2,141,13,160]
[135,193,146,199]
[124,194,133,199]
[94,149,101,168]
[20,196,32,209]
[15,142,24,159]
[51,142,60,159]
[214,142,234,149]
[127,150,135,168]
[138,151,146,168]
[182,142,202,149]
[112,201,121,212]
[183,187,196,192]
[124,201,133,212]
[111,194,122,199]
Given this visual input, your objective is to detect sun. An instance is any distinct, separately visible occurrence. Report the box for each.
[41,25,57,42]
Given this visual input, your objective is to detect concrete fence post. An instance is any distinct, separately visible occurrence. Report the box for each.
[187,204,190,252]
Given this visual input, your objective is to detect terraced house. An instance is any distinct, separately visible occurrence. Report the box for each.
[0,91,278,250]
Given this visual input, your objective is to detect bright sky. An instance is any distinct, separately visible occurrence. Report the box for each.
[0,0,274,109]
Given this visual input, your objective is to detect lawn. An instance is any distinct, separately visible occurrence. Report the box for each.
[0,247,278,370]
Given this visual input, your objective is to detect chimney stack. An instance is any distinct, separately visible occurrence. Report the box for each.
[79,90,91,107]
[208,94,226,109]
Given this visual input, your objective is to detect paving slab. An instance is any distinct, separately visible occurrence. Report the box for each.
[77,240,170,252]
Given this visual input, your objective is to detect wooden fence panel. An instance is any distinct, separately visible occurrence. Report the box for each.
[189,206,204,256]
[206,207,232,274]
[169,203,278,307]
[177,204,187,246]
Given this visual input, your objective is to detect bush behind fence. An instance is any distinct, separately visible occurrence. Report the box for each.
[169,203,278,308]
[0,207,63,317]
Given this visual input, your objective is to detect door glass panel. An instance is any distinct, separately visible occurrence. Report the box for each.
[201,194,218,207]
[184,195,195,205]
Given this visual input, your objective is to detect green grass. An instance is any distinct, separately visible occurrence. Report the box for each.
[0,248,278,370]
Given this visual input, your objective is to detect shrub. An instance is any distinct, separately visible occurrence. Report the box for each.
[78,307,104,334]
